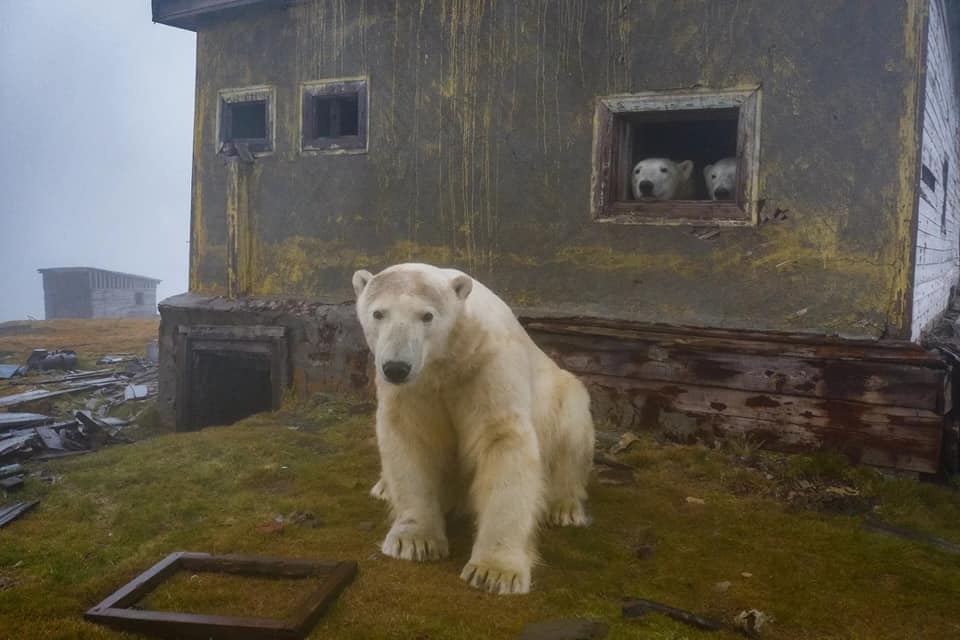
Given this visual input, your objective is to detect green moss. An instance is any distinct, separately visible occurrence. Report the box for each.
[1,401,959,638]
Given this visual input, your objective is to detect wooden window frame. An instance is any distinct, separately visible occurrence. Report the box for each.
[591,87,762,226]
[85,551,357,640]
[300,77,369,154]
[217,85,276,156]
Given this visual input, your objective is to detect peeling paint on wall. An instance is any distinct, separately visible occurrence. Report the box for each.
[188,0,928,339]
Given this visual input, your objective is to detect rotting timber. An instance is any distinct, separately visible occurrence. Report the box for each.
[523,317,950,475]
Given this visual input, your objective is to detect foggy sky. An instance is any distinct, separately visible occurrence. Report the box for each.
[0,1,196,321]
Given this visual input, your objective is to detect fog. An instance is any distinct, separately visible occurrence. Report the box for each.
[0,1,196,321]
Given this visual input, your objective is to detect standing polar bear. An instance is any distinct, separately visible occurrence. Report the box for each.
[353,263,595,595]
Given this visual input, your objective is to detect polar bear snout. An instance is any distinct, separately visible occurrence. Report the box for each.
[382,360,412,384]
[637,180,654,197]
[713,186,731,199]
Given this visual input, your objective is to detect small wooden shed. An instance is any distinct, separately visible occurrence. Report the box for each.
[38,267,160,320]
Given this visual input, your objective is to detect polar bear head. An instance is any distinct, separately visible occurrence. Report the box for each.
[631,158,694,200]
[703,157,737,200]
[353,263,473,385]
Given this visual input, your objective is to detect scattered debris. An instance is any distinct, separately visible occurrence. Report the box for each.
[287,511,322,528]
[123,384,149,401]
[596,465,634,485]
[685,496,706,505]
[26,349,77,371]
[519,619,609,640]
[862,518,960,555]
[610,432,641,454]
[0,413,52,431]
[96,354,138,365]
[0,476,24,491]
[0,377,126,409]
[714,580,732,592]
[145,341,160,364]
[0,464,23,478]
[740,572,753,578]
[0,499,39,528]
[622,597,723,631]
[733,609,773,636]
[0,365,22,379]
[693,228,722,241]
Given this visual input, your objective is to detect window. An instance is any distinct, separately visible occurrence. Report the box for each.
[301,78,368,153]
[217,85,275,155]
[135,292,144,305]
[591,87,762,225]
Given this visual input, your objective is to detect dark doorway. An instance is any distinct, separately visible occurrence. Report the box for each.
[193,351,273,427]
[175,325,288,431]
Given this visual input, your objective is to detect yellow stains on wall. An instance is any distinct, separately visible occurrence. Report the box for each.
[886,0,925,335]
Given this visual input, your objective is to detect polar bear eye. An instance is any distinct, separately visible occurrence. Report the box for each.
[634,168,640,174]
[372,310,384,320]
[660,167,669,174]
[422,312,434,323]
[712,174,717,179]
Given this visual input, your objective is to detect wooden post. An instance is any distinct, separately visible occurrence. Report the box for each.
[226,150,254,299]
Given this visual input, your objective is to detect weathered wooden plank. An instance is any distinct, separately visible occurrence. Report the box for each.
[584,375,941,473]
[532,331,945,410]
[524,319,945,366]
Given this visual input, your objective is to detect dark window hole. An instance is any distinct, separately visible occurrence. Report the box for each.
[312,95,359,138]
[227,101,267,141]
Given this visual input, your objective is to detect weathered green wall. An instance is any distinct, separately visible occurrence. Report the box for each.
[190,0,924,338]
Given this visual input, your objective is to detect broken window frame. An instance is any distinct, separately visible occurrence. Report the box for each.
[217,85,276,156]
[84,551,357,639]
[591,87,762,226]
[300,77,369,154]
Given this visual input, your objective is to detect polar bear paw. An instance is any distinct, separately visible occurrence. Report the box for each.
[381,522,448,561]
[369,478,389,501]
[460,559,531,595]
[547,500,590,527]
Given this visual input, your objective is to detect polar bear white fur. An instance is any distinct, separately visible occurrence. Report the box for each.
[353,263,595,595]
[704,157,737,200]
[631,157,695,200]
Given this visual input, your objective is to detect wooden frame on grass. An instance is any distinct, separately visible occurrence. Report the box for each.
[85,552,357,639]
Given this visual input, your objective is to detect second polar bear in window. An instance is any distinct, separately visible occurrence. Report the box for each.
[704,157,737,200]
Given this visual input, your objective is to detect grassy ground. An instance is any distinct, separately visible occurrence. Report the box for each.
[2,321,960,639]
[0,318,159,370]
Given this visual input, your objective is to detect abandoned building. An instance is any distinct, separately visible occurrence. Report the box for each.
[153,0,960,474]
[38,267,160,320]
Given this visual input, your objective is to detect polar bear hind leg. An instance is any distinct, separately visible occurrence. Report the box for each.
[543,372,594,527]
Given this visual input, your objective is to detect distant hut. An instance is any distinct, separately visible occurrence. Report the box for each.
[38,267,160,319]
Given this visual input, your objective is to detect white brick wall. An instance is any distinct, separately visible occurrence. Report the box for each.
[912,0,960,340]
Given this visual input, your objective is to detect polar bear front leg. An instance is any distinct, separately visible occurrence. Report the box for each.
[460,418,544,595]
[377,422,450,562]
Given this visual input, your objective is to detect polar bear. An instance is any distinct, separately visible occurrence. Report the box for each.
[353,263,595,595]
[631,157,695,200]
[703,157,737,200]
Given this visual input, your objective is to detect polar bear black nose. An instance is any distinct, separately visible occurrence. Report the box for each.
[382,360,412,383]
[638,180,654,195]
[714,187,731,199]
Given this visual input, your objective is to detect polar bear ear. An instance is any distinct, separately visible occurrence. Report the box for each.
[451,274,473,301]
[352,270,373,298]
[678,160,694,180]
